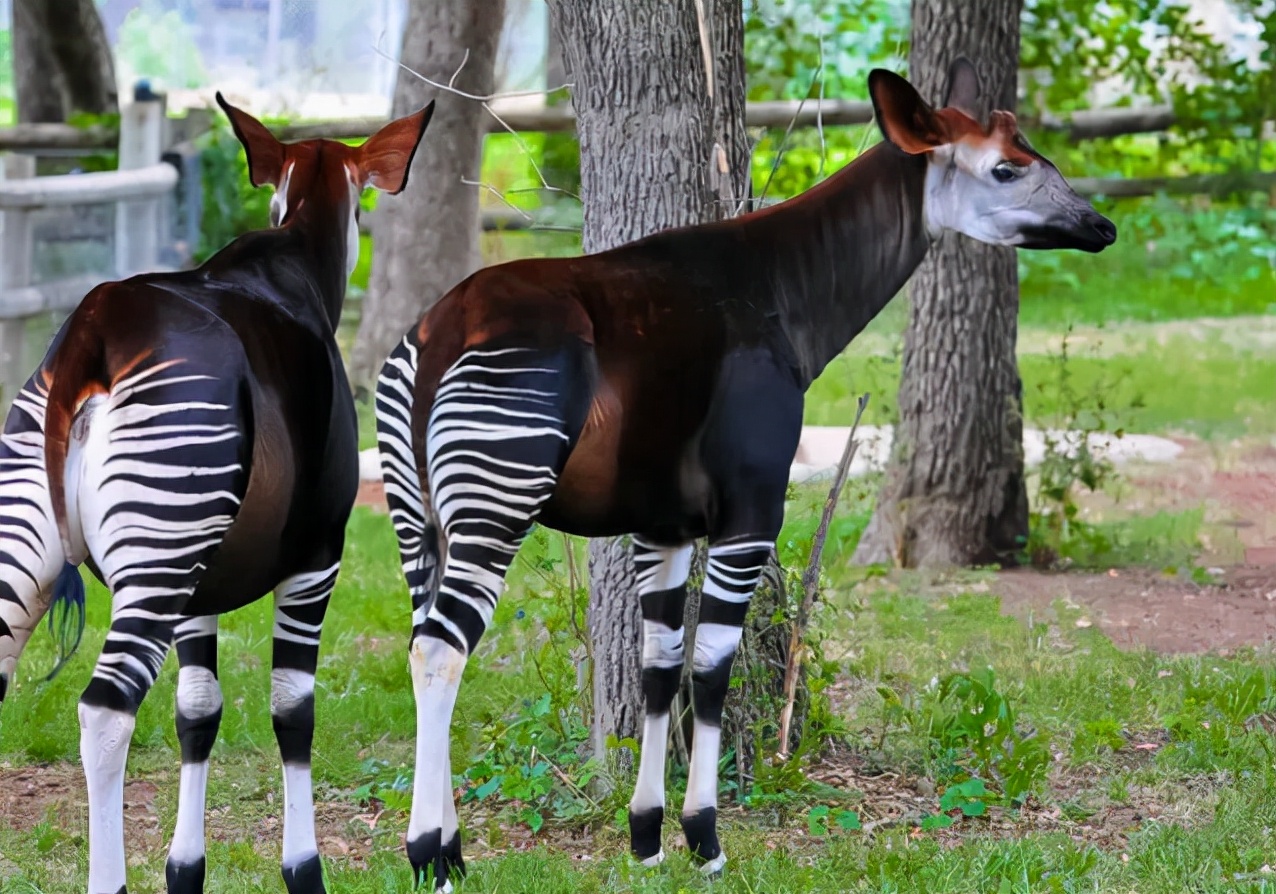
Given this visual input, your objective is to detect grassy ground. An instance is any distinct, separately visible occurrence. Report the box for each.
[3,504,1276,892]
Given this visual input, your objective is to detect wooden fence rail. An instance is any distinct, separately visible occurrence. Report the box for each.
[0,97,1183,152]
[0,97,177,405]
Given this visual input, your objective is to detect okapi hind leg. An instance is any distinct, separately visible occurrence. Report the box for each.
[0,374,75,702]
[628,537,694,866]
[271,560,341,894]
[166,615,221,894]
[73,353,248,894]
[406,342,593,890]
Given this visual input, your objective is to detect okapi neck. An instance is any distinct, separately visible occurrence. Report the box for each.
[287,202,352,331]
[739,142,931,387]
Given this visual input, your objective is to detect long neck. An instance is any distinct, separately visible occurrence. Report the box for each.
[736,142,932,385]
[288,194,353,331]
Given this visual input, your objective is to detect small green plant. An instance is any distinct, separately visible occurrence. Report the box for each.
[1026,326,1139,568]
[806,803,861,835]
[350,757,413,814]
[901,667,1051,805]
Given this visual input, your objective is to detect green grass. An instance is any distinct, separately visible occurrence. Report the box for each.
[3,502,1276,892]
[806,320,1276,439]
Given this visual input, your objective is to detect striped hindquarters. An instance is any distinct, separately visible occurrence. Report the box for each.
[375,334,442,622]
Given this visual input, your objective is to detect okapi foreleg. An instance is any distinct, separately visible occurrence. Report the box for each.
[271,561,340,894]
[628,537,694,866]
[166,615,221,894]
[681,537,773,874]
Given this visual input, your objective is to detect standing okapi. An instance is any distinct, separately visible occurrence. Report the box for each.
[376,61,1116,888]
[0,97,432,894]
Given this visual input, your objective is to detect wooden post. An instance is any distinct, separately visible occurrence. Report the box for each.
[114,87,167,278]
[0,154,37,409]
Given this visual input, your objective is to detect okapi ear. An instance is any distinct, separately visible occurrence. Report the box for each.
[868,68,978,155]
[357,100,435,195]
[943,57,981,117]
[216,92,285,188]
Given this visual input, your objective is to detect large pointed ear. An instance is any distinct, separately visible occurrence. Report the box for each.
[216,92,285,188]
[943,57,981,116]
[868,68,979,155]
[356,100,435,195]
[869,69,951,154]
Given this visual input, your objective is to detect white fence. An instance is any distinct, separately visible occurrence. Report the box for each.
[0,97,179,407]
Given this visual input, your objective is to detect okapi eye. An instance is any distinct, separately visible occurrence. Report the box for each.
[991,162,1019,183]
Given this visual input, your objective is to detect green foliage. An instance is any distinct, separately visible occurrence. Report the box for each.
[884,666,1051,805]
[806,803,861,835]
[0,28,12,108]
[1024,327,1129,568]
[116,1,207,90]
[195,118,271,263]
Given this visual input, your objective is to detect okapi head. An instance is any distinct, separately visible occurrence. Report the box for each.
[868,59,1117,253]
[215,93,435,276]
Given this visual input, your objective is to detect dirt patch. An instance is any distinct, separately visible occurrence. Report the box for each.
[994,565,1276,655]
[0,763,162,850]
[356,479,387,512]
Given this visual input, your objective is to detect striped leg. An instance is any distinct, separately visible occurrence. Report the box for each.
[272,562,340,894]
[0,375,72,702]
[406,346,582,890]
[166,615,221,894]
[681,537,773,875]
[75,357,246,894]
[628,537,694,866]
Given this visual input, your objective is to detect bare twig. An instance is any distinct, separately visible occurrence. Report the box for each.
[373,41,572,103]
[815,38,827,182]
[693,0,714,100]
[460,176,533,222]
[775,392,871,760]
[757,62,824,204]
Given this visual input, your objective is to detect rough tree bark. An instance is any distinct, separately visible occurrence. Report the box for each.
[853,0,1029,569]
[13,0,117,124]
[556,0,795,784]
[348,0,506,389]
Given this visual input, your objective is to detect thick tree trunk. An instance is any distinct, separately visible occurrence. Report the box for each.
[555,0,794,783]
[554,0,724,766]
[348,0,505,389]
[14,0,117,124]
[853,0,1028,569]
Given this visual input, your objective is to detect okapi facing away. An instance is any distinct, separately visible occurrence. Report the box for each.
[0,98,431,894]
[376,61,1116,888]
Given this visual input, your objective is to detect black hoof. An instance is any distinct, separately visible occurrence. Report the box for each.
[407,829,465,890]
[165,856,206,894]
[628,805,665,863]
[680,806,722,863]
[281,853,326,894]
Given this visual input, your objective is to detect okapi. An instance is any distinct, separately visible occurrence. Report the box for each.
[0,97,432,894]
[375,61,1116,888]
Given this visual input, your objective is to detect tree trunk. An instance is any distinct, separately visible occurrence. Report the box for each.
[853,0,1028,569]
[14,0,117,124]
[348,0,506,389]
[554,0,795,785]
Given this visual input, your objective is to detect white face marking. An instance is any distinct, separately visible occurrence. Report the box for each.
[270,161,295,226]
[346,171,362,280]
[922,139,1079,246]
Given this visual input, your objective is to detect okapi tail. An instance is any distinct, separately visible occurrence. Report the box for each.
[43,300,109,567]
[43,563,86,681]
[375,335,444,617]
